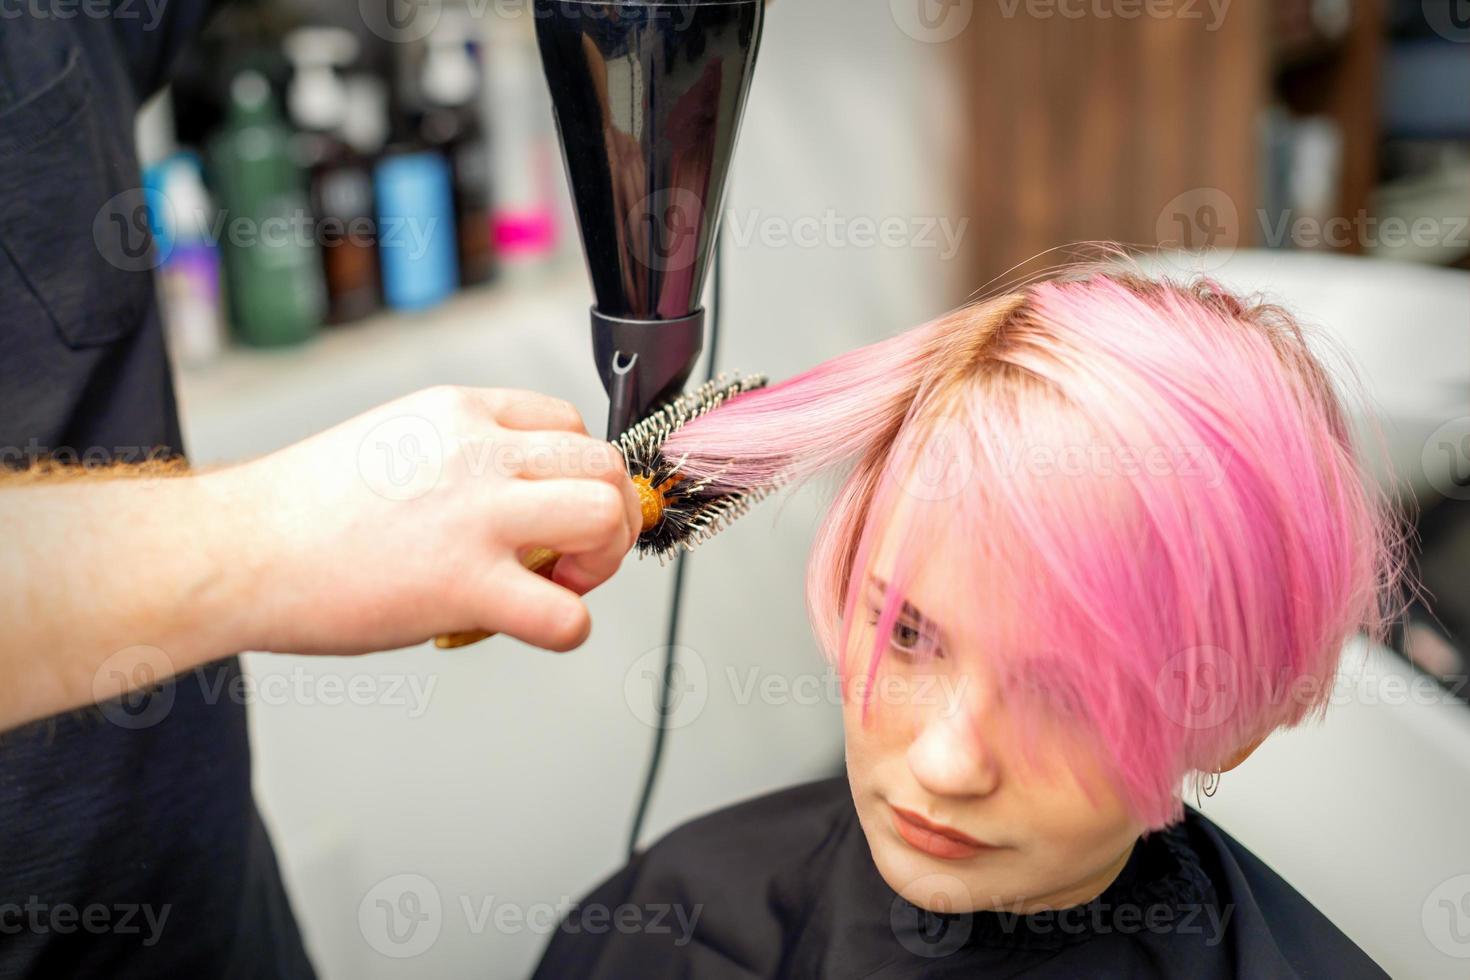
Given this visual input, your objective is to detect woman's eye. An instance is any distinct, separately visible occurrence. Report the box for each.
[865,611,942,660]
[893,621,923,651]
[1014,670,1080,720]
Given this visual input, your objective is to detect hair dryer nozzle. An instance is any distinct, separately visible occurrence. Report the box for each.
[534,0,764,435]
[593,308,704,441]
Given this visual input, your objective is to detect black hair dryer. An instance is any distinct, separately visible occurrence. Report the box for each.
[534,0,765,439]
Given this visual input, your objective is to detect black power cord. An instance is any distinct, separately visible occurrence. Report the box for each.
[625,232,724,859]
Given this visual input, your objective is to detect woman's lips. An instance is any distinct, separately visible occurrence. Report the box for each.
[889,804,996,860]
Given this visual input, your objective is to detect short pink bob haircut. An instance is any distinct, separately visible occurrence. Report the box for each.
[663,267,1409,829]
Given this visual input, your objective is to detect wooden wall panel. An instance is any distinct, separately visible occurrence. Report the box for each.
[950,0,1270,287]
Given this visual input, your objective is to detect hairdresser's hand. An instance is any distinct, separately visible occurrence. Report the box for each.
[204,386,642,655]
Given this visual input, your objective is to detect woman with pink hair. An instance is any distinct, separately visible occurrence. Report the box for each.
[535,268,1408,978]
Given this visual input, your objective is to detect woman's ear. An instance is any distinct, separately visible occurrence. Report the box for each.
[1219,733,1269,772]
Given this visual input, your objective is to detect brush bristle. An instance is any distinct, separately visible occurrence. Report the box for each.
[617,373,781,563]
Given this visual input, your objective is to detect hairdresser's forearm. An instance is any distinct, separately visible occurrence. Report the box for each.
[0,386,645,730]
[0,470,259,730]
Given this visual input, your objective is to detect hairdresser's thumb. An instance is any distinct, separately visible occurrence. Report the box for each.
[548,548,624,598]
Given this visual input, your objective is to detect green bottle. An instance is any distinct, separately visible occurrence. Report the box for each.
[208,70,325,346]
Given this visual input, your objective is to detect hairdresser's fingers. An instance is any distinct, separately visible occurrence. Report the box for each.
[478,564,591,652]
[549,541,628,597]
[494,478,638,557]
[500,434,641,542]
[470,388,588,434]
[502,431,626,485]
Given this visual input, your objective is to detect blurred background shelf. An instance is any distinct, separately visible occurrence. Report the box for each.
[952,0,1469,281]
[174,264,586,459]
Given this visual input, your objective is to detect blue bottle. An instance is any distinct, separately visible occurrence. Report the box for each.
[375,148,459,310]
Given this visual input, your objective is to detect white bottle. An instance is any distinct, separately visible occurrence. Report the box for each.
[158,155,227,367]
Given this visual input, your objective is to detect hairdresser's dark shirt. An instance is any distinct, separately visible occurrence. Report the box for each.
[0,11,314,979]
[534,777,1386,979]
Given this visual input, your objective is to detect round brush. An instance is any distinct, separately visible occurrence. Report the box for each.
[434,373,778,649]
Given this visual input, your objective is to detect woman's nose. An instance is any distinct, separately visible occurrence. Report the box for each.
[905,708,1000,799]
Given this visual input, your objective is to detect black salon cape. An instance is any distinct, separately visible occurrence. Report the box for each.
[533,778,1384,979]
[0,12,313,980]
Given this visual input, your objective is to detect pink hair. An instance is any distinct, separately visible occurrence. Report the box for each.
[663,268,1410,829]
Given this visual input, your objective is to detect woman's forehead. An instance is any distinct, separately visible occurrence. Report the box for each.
[862,495,1020,644]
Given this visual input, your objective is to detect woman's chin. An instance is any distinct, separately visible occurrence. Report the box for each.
[867,834,1005,914]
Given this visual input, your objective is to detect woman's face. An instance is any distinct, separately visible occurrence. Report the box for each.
[841,515,1145,915]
